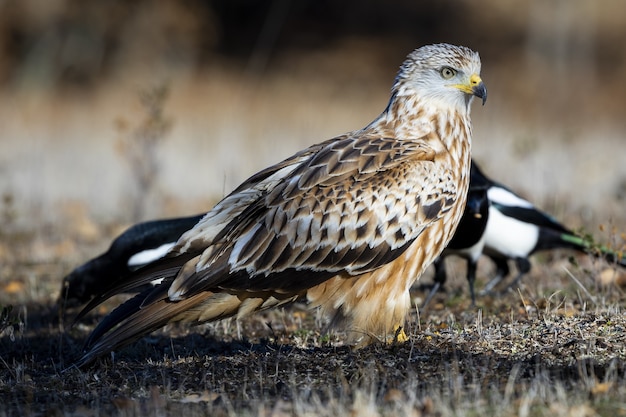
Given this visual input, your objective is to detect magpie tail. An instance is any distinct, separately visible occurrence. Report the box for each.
[537,229,626,268]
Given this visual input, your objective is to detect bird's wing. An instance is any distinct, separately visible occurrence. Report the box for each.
[72,139,336,318]
[168,137,338,256]
[165,131,455,301]
[487,186,572,233]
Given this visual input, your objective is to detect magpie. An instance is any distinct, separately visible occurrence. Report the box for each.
[59,214,204,308]
[424,160,626,307]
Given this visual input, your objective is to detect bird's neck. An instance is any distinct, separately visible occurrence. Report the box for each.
[368,93,473,203]
[374,94,473,151]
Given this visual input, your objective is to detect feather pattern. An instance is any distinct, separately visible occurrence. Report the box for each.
[75,43,485,365]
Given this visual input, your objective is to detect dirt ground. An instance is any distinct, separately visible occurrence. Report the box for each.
[1,222,625,416]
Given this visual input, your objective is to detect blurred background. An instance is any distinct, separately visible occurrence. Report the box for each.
[0,0,625,243]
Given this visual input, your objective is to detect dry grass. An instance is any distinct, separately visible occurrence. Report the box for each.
[1,221,626,417]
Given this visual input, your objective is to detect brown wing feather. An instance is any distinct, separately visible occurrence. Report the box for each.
[74,139,340,321]
[166,133,442,300]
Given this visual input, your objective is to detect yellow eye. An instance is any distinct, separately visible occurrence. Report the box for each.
[440,67,456,80]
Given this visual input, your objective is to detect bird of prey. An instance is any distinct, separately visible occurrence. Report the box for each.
[60,214,204,308]
[425,161,626,305]
[74,43,486,365]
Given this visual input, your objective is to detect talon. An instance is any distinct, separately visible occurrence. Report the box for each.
[393,325,409,343]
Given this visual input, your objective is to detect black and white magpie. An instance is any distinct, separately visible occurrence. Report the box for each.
[424,160,626,307]
[60,214,204,308]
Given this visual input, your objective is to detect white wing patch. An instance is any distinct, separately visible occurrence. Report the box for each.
[484,206,538,257]
[127,243,176,269]
[487,186,533,209]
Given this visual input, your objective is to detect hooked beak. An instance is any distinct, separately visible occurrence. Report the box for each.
[471,74,487,106]
[453,73,487,105]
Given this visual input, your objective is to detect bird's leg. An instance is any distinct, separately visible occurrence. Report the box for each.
[422,257,446,309]
[499,257,531,294]
[393,325,409,343]
[467,259,478,306]
[421,282,441,309]
[480,256,510,295]
[433,256,447,288]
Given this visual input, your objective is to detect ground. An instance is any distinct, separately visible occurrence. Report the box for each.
[1,222,625,417]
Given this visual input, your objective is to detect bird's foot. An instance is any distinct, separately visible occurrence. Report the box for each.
[390,325,409,344]
[350,325,409,348]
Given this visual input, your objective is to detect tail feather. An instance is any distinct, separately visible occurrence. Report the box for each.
[563,235,626,268]
[77,289,211,367]
[72,253,197,325]
[76,287,302,366]
[556,232,626,268]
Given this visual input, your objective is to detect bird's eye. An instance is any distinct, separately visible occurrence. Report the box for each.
[440,67,456,80]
